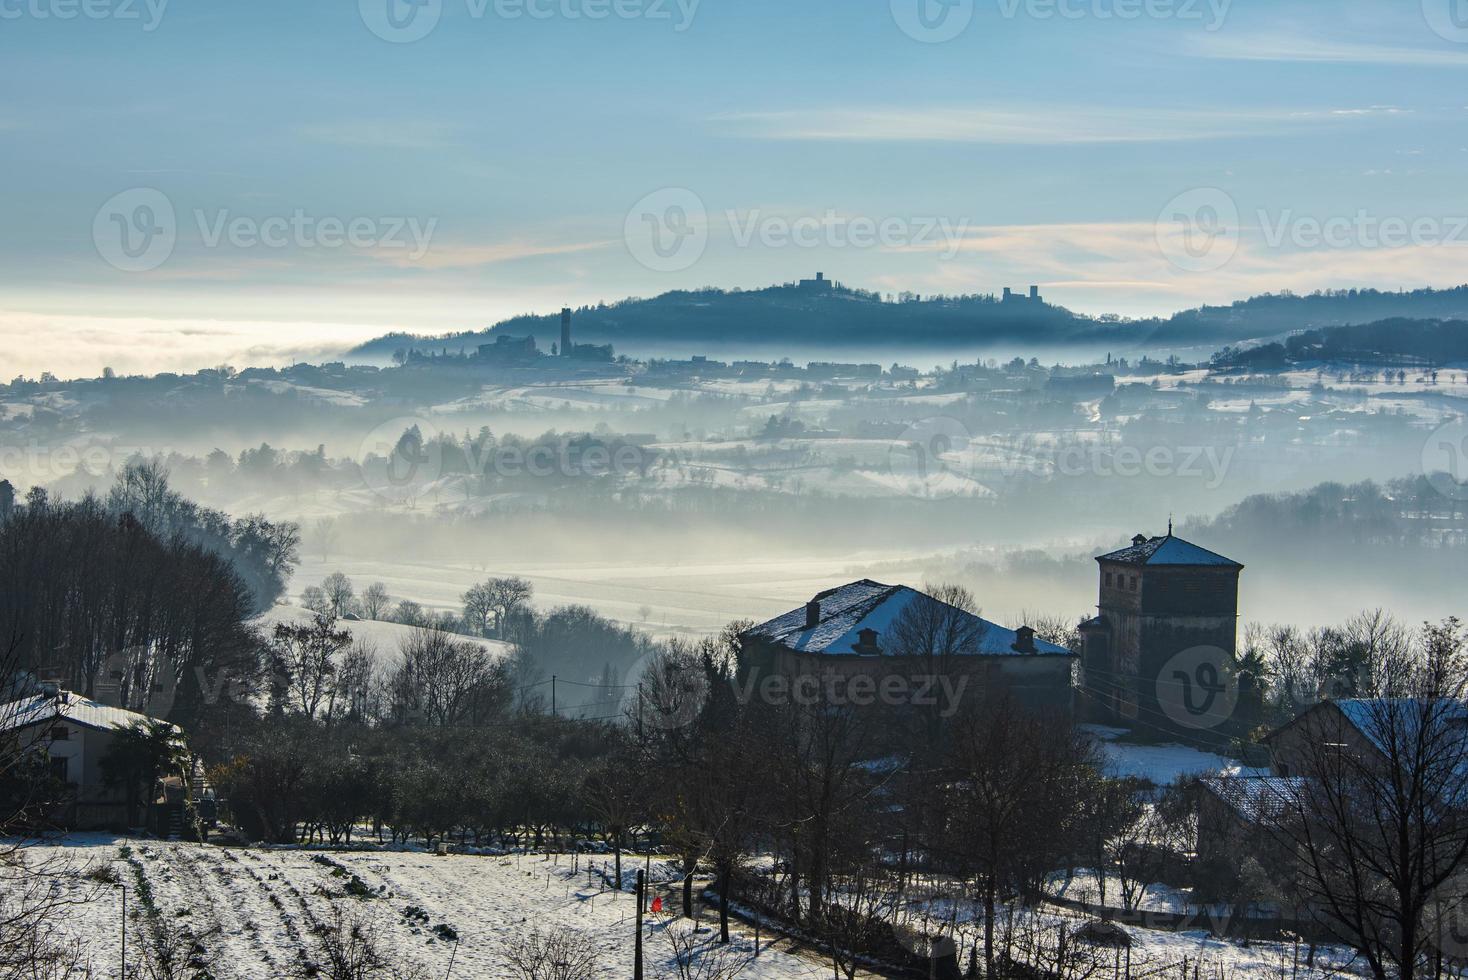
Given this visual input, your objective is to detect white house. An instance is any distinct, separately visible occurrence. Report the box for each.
[0,686,178,830]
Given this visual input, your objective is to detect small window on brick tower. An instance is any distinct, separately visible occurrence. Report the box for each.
[1129,576,1138,591]
[1104,572,1112,587]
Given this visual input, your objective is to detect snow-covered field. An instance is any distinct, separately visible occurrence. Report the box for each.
[1084,725,1264,786]
[10,837,868,979]
[288,553,921,639]
[7,836,1369,980]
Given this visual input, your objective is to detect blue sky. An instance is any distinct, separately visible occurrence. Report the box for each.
[4,0,1468,376]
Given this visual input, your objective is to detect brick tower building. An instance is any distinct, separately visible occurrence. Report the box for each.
[1079,529,1243,738]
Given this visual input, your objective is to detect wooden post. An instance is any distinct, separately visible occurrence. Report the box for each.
[634,869,645,980]
[120,883,126,979]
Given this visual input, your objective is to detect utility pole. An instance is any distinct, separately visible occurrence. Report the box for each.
[551,675,557,717]
[634,869,645,980]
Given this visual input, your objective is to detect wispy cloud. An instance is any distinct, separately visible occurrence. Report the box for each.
[374,237,619,270]
[1186,34,1468,67]
[296,120,459,150]
[717,105,1377,145]
[884,219,1468,316]
[1322,106,1412,116]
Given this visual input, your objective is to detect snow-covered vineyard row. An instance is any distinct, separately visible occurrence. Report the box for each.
[12,836,864,979]
[9,836,1372,979]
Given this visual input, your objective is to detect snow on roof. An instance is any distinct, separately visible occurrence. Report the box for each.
[0,692,174,736]
[746,580,1072,657]
[1331,698,1468,758]
[1097,533,1242,568]
[1198,775,1303,824]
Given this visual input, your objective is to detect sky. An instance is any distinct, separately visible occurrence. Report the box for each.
[4,0,1468,377]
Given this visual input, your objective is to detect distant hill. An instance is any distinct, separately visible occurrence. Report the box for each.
[1153,286,1468,346]
[350,282,1468,360]
[1214,317,1468,369]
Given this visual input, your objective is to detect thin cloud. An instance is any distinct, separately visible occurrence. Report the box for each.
[1186,34,1468,67]
[296,121,460,150]
[374,237,620,270]
[717,105,1368,145]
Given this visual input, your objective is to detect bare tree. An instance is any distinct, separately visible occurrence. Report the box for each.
[303,903,426,980]
[313,517,338,563]
[1266,619,1468,980]
[890,583,986,665]
[890,582,986,743]
[1020,609,1085,653]
[271,612,353,720]
[664,921,750,980]
[390,600,427,628]
[336,640,378,723]
[461,582,495,637]
[322,572,356,619]
[486,577,534,637]
[502,926,600,980]
[942,697,1099,977]
[359,583,391,621]
[386,628,505,726]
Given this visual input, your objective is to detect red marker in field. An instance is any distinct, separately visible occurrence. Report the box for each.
[651,896,663,914]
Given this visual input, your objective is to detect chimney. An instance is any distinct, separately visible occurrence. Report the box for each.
[560,307,572,357]
[1132,533,1148,547]
[805,600,821,629]
[1012,626,1037,654]
[1003,287,1013,301]
[1029,285,1040,301]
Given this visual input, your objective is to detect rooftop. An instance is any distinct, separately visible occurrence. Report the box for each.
[1097,532,1242,568]
[0,690,174,735]
[1198,774,1303,824]
[746,580,1072,658]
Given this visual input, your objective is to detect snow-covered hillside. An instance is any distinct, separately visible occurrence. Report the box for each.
[254,605,513,666]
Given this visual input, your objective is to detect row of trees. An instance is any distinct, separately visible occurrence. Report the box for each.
[0,477,272,729]
[298,571,537,643]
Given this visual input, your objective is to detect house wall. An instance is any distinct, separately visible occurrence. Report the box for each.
[29,722,130,830]
[1266,703,1379,778]
[739,639,1075,722]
